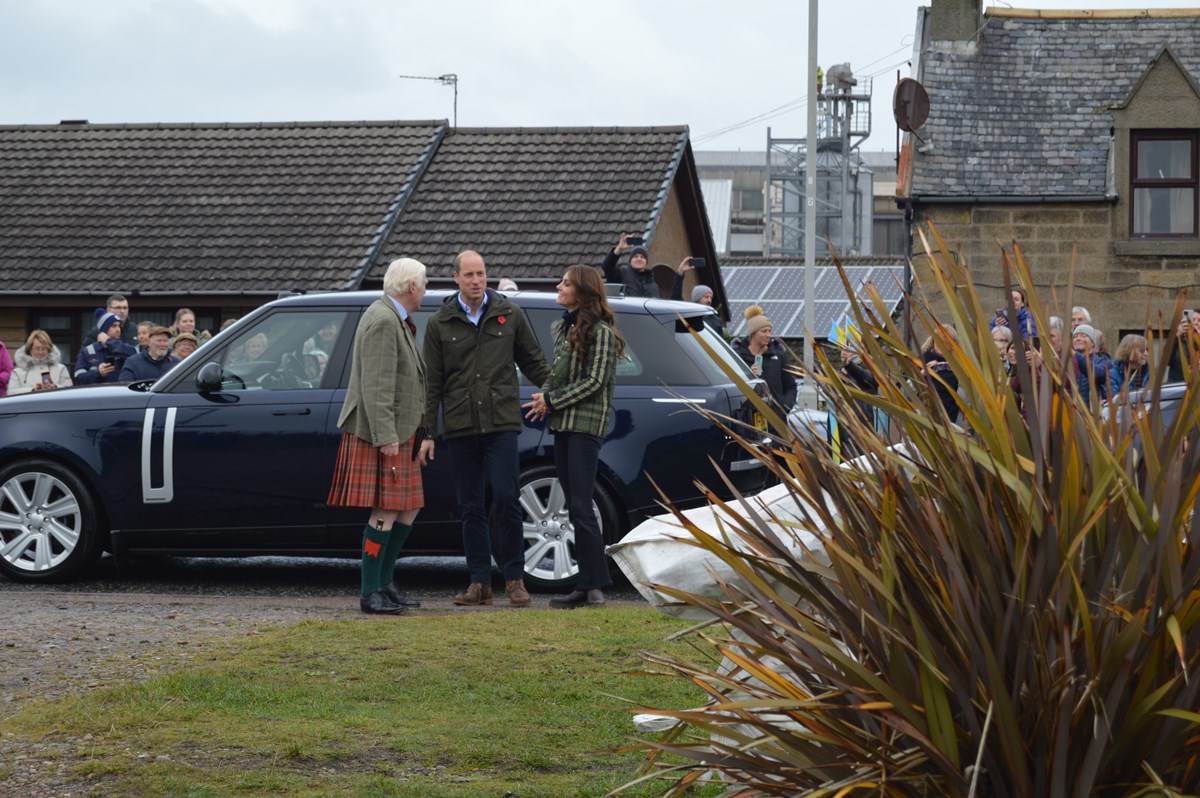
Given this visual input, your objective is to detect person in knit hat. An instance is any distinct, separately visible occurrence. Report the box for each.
[74,308,137,384]
[731,305,796,418]
[1071,323,1111,402]
[598,232,658,298]
[688,283,725,336]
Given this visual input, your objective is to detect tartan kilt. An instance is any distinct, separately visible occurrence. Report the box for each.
[327,431,424,511]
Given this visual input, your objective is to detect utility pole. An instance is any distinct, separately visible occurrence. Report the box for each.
[802,0,818,406]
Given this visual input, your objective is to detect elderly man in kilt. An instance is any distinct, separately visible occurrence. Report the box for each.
[328,258,429,614]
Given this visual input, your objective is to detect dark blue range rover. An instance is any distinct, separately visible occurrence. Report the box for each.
[0,289,770,588]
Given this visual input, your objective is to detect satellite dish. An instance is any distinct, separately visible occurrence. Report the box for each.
[893,78,930,132]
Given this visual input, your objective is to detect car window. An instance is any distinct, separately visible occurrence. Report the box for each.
[523,308,710,386]
[216,310,353,392]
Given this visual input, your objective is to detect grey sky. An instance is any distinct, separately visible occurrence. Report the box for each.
[3,0,1197,154]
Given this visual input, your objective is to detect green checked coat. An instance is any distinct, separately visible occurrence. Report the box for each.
[543,315,619,438]
[337,296,426,447]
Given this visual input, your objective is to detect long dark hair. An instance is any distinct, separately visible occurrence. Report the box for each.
[563,264,626,361]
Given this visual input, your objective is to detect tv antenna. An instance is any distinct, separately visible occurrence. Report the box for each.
[398,73,458,128]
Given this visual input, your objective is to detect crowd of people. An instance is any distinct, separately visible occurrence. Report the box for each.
[0,294,218,396]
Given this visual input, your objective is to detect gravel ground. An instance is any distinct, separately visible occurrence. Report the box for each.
[0,555,646,797]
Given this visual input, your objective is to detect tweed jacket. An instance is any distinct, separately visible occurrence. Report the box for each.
[337,296,426,447]
[422,289,551,441]
[543,315,619,438]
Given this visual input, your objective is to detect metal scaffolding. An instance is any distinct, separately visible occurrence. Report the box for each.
[765,64,873,257]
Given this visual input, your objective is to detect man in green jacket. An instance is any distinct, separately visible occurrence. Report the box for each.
[420,250,551,607]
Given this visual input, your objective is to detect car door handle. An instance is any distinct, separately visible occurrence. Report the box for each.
[271,408,312,416]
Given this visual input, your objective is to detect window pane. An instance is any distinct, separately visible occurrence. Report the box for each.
[1137,139,1192,179]
[740,190,764,212]
[1133,187,1195,235]
[219,310,351,391]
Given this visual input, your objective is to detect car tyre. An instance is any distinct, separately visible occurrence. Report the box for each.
[509,464,619,592]
[0,459,102,583]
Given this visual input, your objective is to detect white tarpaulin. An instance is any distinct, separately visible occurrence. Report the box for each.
[606,481,832,621]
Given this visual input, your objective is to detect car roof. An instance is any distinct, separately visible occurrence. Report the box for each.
[267,288,716,318]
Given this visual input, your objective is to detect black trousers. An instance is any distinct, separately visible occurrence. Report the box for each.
[552,431,611,590]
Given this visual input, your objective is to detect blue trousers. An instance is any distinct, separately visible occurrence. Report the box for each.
[447,432,524,583]
[553,431,612,590]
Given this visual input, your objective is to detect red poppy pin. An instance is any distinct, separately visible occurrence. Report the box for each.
[498,315,507,325]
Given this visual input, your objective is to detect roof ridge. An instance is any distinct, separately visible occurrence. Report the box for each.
[0,119,448,132]
[442,125,688,135]
[988,7,1200,20]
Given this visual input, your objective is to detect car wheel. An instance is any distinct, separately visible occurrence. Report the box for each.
[514,464,619,592]
[0,460,102,583]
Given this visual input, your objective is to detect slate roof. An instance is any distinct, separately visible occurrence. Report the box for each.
[907,9,1200,199]
[0,121,443,294]
[367,126,689,283]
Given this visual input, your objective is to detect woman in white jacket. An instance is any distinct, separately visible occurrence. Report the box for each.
[8,330,73,395]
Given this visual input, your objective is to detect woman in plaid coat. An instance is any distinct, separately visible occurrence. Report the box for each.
[328,257,428,615]
[525,264,625,609]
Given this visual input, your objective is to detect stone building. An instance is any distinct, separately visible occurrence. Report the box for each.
[899,0,1200,343]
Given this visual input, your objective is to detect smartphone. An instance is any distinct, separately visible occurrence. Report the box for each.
[626,236,644,246]
[1185,310,1194,323]
[689,257,706,268]
[104,354,115,365]
[40,369,52,385]
[995,308,1007,318]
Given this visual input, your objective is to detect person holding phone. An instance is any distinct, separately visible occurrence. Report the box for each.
[74,309,137,384]
[731,305,796,421]
[8,330,73,395]
[598,232,659,298]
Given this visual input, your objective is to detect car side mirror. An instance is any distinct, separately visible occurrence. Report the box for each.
[196,362,223,393]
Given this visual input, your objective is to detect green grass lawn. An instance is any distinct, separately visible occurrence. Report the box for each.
[2,607,721,797]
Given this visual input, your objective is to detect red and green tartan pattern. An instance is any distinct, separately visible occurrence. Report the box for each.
[327,431,423,510]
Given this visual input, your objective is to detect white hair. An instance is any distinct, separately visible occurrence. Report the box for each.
[1071,306,1091,324]
[1048,315,1064,331]
[383,258,427,295]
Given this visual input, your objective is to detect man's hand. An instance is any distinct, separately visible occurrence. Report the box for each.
[418,439,435,466]
[676,257,694,275]
[98,362,114,377]
[380,441,400,457]
[97,331,111,345]
[615,233,632,255]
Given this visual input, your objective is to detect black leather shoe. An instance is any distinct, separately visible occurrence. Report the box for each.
[360,590,407,615]
[549,589,606,609]
[381,582,421,608]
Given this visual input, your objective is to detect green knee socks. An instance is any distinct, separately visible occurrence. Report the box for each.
[360,522,413,598]
[360,523,389,598]
[381,522,412,587]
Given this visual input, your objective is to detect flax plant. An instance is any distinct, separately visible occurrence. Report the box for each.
[616,224,1200,797]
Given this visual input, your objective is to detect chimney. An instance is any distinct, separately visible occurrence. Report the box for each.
[930,0,983,42]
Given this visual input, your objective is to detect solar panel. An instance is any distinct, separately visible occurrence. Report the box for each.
[723,267,777,297]
[720,262,906,340]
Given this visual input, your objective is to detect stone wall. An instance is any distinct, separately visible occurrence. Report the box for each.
[912,202,1200,343]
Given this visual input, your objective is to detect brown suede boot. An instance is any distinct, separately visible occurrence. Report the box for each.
[505,579,531,607]
[452,582,493,606]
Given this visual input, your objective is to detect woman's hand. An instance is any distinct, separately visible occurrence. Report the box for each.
[523,392,548,421]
